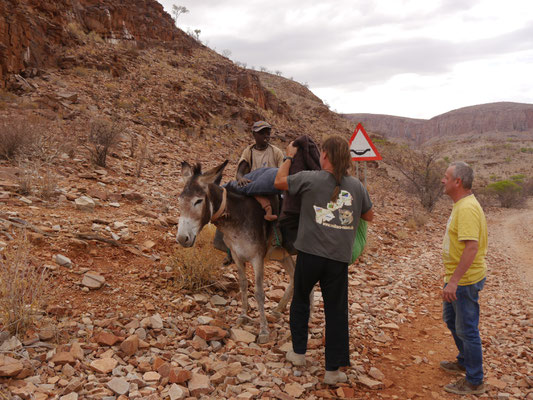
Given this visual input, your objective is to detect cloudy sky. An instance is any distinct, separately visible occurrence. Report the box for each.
[159,0,533,119]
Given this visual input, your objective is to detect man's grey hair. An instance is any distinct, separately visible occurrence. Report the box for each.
[450,161,474,189]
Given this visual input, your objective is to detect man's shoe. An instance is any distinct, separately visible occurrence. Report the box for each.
[286,349,306,366]
[324,370,348,385]
[440,360,466,374]
[444,377,486,395]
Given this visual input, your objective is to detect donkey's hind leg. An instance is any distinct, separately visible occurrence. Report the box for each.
[234,256,251,327]
[272,253,295,320]
[272,253,315,320]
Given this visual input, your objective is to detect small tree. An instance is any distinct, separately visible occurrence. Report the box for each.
[193,29,201,41]
[172,5,189,23]
[385,145,446,212]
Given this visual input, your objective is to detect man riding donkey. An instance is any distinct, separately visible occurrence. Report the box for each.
[213,121,282,263]
[215,120,321,261]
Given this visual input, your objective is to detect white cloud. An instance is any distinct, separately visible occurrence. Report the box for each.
[159,0,533,118]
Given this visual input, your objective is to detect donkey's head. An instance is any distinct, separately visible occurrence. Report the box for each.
[176,160,228,247]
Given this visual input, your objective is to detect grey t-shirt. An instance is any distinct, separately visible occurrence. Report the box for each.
[287,170,372,263]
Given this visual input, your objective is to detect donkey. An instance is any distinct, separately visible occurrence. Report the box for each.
[176,160,296,344]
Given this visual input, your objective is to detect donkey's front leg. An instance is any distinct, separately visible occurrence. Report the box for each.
[234,257,250,327]
[251,256,269,344]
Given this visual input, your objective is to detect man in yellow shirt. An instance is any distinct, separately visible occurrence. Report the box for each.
[440,161,487,395]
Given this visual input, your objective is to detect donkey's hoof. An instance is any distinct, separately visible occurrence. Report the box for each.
[257,332,270,344]
[236,315,251,327]
[270,311,282,321]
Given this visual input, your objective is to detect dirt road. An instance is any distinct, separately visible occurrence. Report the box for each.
[487,200,533,287]
[372,202,533,399]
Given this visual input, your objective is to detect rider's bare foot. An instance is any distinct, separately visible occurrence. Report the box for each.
[263,204,278,221]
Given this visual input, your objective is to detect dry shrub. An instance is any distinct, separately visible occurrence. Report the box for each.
[85,118,122,167]
[521,178,533,196]
[135,138,150,178]
[0,233,49,336]
[406,212,429,230]
[87,31,104,43]
[169,225,224,291]
[73,66,92,77]
[66,22,87,42]
[27,126,65,163]
[128,132,139,158]
[396,229,409,240]
[0,89,18,110]
[0,118,36,160]
[383,143,446,212]
[16,166,36,196]
[38,169,58,200]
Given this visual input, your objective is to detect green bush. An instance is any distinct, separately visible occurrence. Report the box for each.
[510,174,526,184]
[486,180,524,208]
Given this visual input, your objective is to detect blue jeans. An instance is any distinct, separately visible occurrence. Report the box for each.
[442,278,485,385]
[225,167,282,195]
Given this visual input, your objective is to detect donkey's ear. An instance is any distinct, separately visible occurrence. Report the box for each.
[200,160,228,186]
[181,161,194,183]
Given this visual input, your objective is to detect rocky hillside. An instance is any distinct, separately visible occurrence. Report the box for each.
[0,0,352,144]
[345,102,533,144]
[0,0,179,85]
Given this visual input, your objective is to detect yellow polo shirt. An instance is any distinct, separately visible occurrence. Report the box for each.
[443,194,487,285]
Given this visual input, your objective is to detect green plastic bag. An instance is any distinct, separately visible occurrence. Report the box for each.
[351,219,368,263]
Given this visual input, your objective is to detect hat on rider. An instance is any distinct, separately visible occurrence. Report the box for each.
[251,121,271,132]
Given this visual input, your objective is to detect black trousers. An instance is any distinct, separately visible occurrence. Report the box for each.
[290,251,350,371]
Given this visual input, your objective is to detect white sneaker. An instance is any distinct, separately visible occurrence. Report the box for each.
[324,370,348,385]
[286,349,306,366]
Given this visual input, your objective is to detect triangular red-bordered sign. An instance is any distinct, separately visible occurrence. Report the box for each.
[349,123,382,161]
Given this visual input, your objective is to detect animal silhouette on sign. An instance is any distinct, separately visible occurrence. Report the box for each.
[350,148,371,156]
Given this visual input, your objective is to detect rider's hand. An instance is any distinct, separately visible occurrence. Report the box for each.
[286,142,298,158]
[237,177,252,187]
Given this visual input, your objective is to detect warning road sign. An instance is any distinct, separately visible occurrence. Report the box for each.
[349,123,382,161]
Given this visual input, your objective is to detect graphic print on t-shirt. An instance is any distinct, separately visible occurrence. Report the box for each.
[314,190,354,229]
[313,206,335,224]
[338,209,353,225]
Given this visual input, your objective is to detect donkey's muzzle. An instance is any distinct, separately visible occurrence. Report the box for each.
[176,233,195,247]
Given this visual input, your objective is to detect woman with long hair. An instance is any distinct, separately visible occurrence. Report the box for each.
[274,134,374,385]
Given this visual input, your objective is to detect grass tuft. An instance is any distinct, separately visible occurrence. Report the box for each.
[169,225,224,291]
[0,233,49,337]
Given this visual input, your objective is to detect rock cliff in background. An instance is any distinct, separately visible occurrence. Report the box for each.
[345,102,533,144]
[0,0,180,85]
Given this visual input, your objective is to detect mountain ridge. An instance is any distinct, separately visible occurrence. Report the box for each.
[344,101,533,144]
